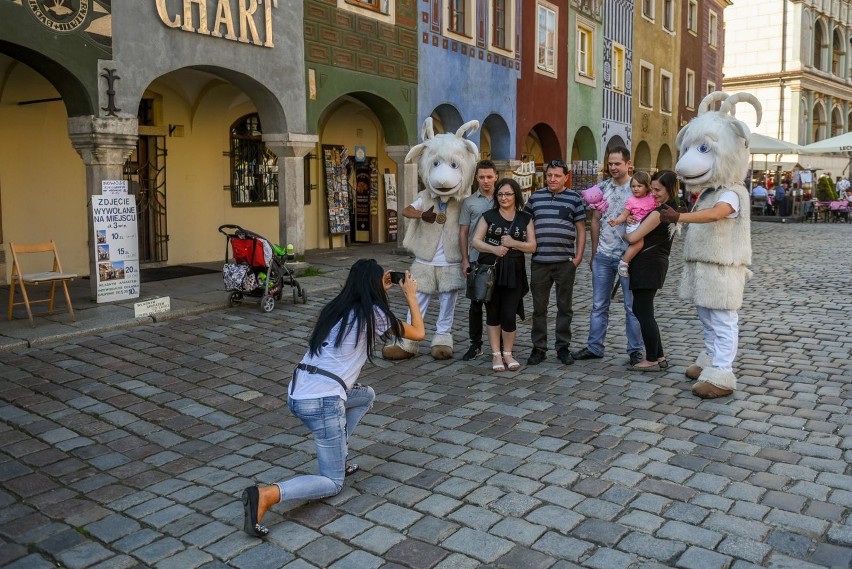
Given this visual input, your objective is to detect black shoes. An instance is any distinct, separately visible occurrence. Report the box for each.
[462,344,482,361]
[527,349,546,365]
[557,348,575,365]
[629,351,645,366]
[572,347,603,360]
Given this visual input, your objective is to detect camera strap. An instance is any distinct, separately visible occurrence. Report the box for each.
[291,363,348,395]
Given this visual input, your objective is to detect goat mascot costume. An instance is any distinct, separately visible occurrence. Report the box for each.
[383,118,480,360]
[662,91,761,399]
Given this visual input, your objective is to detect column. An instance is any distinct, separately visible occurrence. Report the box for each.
[68,116,139,299]
[385,145,418,247]
[264,133,319,255]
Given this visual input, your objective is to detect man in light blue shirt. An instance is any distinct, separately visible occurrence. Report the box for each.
[573,146,644,365]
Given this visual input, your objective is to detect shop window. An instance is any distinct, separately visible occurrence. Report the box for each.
[230,114,278,207]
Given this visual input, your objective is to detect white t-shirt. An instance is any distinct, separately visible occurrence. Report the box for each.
[410,195,452,266]
[290,307,391,401]
[718,191,740,219]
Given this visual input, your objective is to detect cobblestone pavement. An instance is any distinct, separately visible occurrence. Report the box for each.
[1,222,851,569]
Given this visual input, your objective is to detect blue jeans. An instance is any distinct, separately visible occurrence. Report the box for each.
[587,253,644,356]
[274,385,375,502]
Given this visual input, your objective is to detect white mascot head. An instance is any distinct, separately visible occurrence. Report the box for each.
[676,91,762,187]
[405,118,480,201]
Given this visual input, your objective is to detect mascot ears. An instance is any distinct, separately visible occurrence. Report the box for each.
[405,118,481,164]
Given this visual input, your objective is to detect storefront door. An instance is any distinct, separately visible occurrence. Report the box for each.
[125,135,168,263]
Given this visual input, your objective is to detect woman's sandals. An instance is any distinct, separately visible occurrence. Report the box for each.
[502,352,521,371]
[492,352,506,372]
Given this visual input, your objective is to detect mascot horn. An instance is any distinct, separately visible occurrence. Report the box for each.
[382,118,481,360]
[673,91,760,399]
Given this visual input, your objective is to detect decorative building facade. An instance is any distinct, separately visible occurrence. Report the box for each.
[567,0,604,164]
[418,0,521,166]
[723,0,852,175]
[602,0,634,156]
[631,0,681,172]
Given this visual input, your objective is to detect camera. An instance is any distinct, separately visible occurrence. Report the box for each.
[390,271,406,284]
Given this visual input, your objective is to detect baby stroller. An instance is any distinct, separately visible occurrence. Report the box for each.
[218,224,307,312]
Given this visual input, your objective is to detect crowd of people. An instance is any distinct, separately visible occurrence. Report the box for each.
[241,151,750,536]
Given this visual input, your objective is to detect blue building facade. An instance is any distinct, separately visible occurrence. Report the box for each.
[418,0,522,160]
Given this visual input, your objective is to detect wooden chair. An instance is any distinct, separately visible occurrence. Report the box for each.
[8,241,77,325]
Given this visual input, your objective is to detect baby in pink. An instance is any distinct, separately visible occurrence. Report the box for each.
[608,174,658,277]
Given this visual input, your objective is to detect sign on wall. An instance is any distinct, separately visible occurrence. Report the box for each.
[92,191,140,303]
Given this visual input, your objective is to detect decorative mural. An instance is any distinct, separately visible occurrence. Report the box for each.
[6,0,112,50]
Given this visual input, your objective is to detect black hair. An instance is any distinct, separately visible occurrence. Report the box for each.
[476,159,497,175]
[608,145,631,162]
[544,159,569,175]
[492,178,525,211]
[308,259,402,363]
[651,169,680,207]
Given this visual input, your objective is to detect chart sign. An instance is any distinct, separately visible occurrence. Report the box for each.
[92,194,140,302]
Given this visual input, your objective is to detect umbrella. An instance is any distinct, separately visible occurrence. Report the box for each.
[748,133,803,154]
[799,131,852,153]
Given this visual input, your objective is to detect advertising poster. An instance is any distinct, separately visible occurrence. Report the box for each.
[384,172,398,242]
[92,194,140,303]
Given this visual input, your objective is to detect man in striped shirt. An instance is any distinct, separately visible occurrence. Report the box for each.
[524,160,586,365]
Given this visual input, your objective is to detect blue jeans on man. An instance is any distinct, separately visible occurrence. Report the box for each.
[582,253,644,358]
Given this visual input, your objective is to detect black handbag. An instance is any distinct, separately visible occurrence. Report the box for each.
[465,261,497,303]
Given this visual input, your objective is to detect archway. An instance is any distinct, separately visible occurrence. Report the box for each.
[430,104,464,136]
[315,94,404,246]
[0,51,94,281]
[812,101,827,142]
[634,141,652,172]
[813,19,826,71]
[482,113,511,160]
[605,135,627,159]
[831,106,843,137]
[570,126,597,162]
[522,123,562,163]
[657,144,673,170]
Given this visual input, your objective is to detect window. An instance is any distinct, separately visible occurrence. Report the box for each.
[687,0,697,33]
[346,0,385,13]
[685,68,695,109]
[641,0,654,20]
[449,0,466,35]
[577,24,593,78]
[488,0,515,53]
[660,70,672,114]
[662,0,674,32]
[706,81,716,95]
[493,0,506,48]
[639,61,653,108]
[708,11,718,48]
[612,43,625,92]
[230,114,278,207]
[537,3,557,75]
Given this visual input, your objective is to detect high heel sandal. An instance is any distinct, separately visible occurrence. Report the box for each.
[492,352,506,372]
[503,352,521,371]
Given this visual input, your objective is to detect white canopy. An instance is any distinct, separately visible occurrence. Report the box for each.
[799,132,852,154]
[748,133,803,155]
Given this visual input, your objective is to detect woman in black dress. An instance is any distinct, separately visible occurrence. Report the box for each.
[625,169,678,371]
[471,179,537,372]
